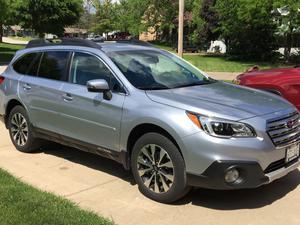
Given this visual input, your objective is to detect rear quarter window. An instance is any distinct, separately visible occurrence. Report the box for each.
[13,53,41,76]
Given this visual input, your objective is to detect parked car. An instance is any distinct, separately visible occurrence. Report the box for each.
[90,35,105,42]
[0,39,300,203]
[236,66,300,110]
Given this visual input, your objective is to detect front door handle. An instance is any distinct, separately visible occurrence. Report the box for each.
[62,93,74,102]
[23,83,31,91]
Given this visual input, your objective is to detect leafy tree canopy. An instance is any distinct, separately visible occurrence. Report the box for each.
[13,0,83,37]
[215,0,278,60]
[0,0,14,42]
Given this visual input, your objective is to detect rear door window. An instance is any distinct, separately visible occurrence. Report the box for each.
[13,53,41,76]
[38,51,70,81]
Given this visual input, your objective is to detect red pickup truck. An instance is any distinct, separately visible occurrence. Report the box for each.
[236,65,300,110]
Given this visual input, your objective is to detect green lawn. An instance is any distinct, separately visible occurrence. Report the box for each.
[183,55,287,72]
[0,42,24,64]
[0,169,114,225]
[153,43,288,72]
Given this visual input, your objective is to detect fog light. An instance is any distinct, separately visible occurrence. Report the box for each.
[225,168,240,184]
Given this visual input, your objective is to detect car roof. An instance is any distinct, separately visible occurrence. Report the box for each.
[98,42,157,53]
[12,39,163,65]
[25,38,157,53]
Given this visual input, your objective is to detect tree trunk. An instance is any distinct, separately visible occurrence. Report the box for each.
[284,33,292,62]
[0,23,3,43]
[284,25,294,62]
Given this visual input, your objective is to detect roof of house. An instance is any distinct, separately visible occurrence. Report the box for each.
[64,27,88,34]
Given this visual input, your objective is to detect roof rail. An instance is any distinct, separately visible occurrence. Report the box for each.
[104,39,153,47]
[26,38,102,49]
[116,39,153,47]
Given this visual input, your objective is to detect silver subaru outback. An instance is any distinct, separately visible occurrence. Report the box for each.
[0,39,299,203]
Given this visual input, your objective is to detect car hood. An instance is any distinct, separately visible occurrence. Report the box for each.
[146,82,292,121]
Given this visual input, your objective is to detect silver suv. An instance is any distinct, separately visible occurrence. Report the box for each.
[0,39,299,203]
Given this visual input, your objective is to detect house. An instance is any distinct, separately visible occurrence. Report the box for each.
[139,27,157,41]
[64,27,88,38]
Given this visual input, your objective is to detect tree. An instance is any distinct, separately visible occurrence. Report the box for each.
[215,0,278,60]
[0,0,11,42]
[13,0,83,37]
[273,1,300,61]
[192,0,219,47]
[77,0,97,30]
[113,0,148,36]
[92,0,116,35]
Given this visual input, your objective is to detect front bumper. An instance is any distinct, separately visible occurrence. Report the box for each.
[187,158,300,190]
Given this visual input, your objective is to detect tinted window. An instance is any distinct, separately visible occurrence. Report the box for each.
[70,52,123,92]
[38,51,69,81]
[27,53,42,76]
[13,53,41,76]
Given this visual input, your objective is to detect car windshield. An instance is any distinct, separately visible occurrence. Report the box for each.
[108,50,215,90]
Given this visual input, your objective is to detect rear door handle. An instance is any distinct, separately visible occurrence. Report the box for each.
[62,93,74,102]
[23,83,31,91]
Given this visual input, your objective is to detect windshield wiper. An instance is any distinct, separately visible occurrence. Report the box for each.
[173,80,215,89]
[138,85,170,90]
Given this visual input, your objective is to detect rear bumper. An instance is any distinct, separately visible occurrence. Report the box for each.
[187,158,300,190]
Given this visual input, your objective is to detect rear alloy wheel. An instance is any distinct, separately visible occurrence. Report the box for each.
[131,133,190,203]
[8,106,42,153]
[10,113,29,147]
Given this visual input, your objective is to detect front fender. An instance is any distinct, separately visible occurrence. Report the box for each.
[120,96,200,159]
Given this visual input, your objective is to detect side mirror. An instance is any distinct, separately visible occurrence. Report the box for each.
[87,79,109,92]
[87,79,112,100]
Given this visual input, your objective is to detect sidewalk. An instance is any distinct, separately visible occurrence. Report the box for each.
[0,123,300,225]
[206,71,239,80]
[3,37,29,45]
[0,66,6,74]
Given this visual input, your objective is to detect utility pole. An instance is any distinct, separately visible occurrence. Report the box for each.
[178,0,184,58]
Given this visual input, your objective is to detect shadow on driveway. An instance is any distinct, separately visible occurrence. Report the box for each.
[40,143,135,185]
[40,143,300,210]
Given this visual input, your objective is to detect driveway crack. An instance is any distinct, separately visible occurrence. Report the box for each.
[64,178,119,197]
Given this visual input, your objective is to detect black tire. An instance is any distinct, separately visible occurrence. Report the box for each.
[8,105,42,153]
[131,132,190,203]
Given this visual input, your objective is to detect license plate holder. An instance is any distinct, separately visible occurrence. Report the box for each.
[286,144,300,163]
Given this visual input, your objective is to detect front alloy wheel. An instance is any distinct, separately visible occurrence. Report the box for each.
[137,144,174,193]
[131,133,190,203]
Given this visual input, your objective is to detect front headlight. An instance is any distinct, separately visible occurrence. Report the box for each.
[187,112,256,138]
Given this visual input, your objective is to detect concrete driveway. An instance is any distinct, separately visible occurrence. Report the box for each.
[0,123,300,225]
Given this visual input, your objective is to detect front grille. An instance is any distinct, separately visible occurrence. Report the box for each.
[267,111,300,147]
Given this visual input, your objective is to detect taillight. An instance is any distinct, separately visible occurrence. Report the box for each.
[0,76,5,85]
